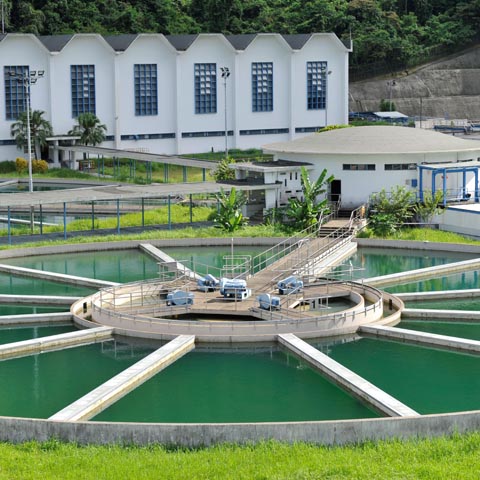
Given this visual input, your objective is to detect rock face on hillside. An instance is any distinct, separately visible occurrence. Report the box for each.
[349,46,480,121]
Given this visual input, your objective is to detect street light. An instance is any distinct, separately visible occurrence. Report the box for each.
[9,69,45,233]
[387,80,396,112]
[9,69,44,194]
[221,67,230,158]
[324,69,332,127]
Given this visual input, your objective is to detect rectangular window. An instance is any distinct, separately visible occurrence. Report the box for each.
[134,64,158,116]
[252,62,273,112]
[71,65,96,117]
[194,63,217,114]
[343,164,376,171]
[307,61,327,110]
[385,163,417,170]
[4,65,29,120]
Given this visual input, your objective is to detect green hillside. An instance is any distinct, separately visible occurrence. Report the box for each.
[2,0,479,71]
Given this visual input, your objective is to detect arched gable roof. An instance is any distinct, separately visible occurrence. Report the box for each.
[39,33,115,53]
[3,33,51,53]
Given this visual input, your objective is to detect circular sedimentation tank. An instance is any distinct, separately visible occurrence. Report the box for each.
[0,241,480,446]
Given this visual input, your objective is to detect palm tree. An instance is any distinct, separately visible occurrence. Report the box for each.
[286,166,334,230]
[69,113,107,146]
[10,110,53,160]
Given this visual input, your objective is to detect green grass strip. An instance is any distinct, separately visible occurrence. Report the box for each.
[1,434,480,479]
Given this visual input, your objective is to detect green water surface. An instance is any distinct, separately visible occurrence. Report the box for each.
[336,247,476,281]
[0,341,150,418]
[329,337,480,414]
[400,321,480,341]
[94,349,377,423]
[0,324,76,345]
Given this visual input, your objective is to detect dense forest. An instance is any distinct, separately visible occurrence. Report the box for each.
[2,1,480,69]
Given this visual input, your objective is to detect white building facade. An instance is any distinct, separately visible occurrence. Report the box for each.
[262,126,480,209]
[0,32,351,162]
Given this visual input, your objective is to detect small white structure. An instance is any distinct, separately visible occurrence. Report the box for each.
[262,126,480,209]
[0,32,351,161]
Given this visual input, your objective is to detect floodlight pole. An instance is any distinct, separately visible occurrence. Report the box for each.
[325,69,332,127]
[387,80,396,112]
[221,67,230,158]
[9,69,45,232]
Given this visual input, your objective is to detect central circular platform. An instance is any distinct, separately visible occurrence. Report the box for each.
[72,278,401,342]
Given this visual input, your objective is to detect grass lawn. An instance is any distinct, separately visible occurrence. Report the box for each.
[0,206,478,477]
[361,227,480,245]
[1,434,480,479]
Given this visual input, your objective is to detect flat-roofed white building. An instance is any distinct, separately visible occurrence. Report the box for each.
[261,126,480,209]
[0,32,351,162]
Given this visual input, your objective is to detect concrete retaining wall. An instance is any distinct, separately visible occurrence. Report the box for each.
[354,238,480,254]
[0,237,287,260]
[3,410,480,446]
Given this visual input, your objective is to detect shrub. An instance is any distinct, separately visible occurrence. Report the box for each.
[15,157,28,173]
[32,159,48,173]
[0,161,16,174]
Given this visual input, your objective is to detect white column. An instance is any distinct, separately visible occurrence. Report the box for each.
[174,52,181,154]
[113,54,121,149]
[289,51,296,140]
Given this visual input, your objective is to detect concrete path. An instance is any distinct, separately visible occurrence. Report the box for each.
[0,326,114,360]
[0,294,79,306]
[139,244,202,281]
[278,333,418,417]
[396,289,480,301]
[49,334,195,422]
[0,264,118,288]
[402,308,480,321]
[0,312,72,325]
[364,258,480,288]
[360,325,480,354]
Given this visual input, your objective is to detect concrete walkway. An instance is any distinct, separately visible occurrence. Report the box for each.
[278,333,418,417]
[0,264,118,289]
[139,244,202,281]
[360,325,480,354]
[0,326,113,360]
[364,258,480,288]
[49,335,195,422]
[396,289,480,301]
[0,312,72,325]
[402,308,480,321]
[0,294,80,306]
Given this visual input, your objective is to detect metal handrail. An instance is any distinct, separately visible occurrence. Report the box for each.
[91,281,383,330]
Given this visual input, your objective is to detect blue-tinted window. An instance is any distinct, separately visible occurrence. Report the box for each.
[194,63,217,114]
[4,65,29,120]
[134,64,158,116]
[71,65,96,117]
[307,61,327,110]
[252,62,273,112]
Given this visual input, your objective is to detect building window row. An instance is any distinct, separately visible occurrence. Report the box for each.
[385,163,417,170]
[343,164,376,171]
[307,61,327,110]
[4,65,29,120]
[194,63,217,114]
[182,130,233,138]
[134,64,158,116]
[71,64,96,117]
[239,128,289,136]
[252,62,273,112]
[4,61,329,120]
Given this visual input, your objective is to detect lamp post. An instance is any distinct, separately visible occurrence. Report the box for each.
[323,67,332,127]
[9,69,44,232]
[387,80,396,112]
[221,67,230,158]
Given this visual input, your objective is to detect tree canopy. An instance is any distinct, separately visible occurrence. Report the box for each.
[2,0,478,69]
